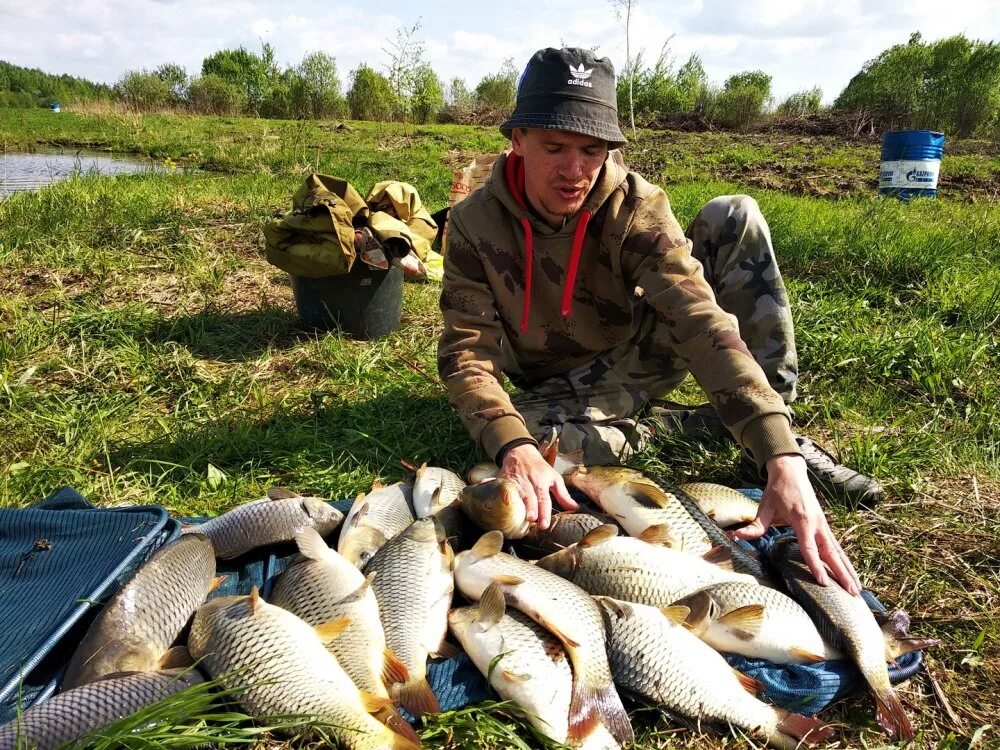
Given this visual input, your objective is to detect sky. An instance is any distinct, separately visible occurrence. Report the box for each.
[2,0,999,103]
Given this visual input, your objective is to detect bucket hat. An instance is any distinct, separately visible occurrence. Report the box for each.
[500,47,626,148]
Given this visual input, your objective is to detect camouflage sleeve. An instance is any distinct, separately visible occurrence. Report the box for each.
[621,187,800,468]
[437,212,535,461]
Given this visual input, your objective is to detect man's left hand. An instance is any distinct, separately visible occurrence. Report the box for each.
[733,454,862,595]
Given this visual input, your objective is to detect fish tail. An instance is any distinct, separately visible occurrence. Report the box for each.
[774,708,836,746]
[875,688,915,741]
[567,671,634,745]
[393,677,441,718]
[374,705,421,745]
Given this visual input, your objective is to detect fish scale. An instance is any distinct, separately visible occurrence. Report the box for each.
[365,518,453,718]
[62,534,216,689]
[413,465,466,518]
[598,598,833,750]
[339,482,416,568]
[0,670,203,750]
[188,593,415,750]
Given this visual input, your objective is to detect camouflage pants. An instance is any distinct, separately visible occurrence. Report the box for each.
[511,194,798,464]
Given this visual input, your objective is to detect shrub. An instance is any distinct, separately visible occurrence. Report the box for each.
[346,64,396,121]
[777,87,823,116]
[475,58,518,112]
[187,74,246,115]
[116,70,173,111]
[712,70,772,129]
[410,64,444,124]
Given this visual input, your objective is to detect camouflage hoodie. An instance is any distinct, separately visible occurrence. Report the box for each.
[438,150,798,465]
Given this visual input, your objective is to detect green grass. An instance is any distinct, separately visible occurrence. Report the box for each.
[1,110,998,748]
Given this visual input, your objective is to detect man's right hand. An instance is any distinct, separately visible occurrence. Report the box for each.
[499,444,578,530]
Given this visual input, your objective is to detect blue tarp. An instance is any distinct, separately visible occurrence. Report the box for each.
[0,487,922,726]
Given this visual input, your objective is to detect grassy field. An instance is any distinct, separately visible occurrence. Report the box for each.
[1,108,998,748]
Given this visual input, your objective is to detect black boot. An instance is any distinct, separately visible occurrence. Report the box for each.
[795,435,883,508]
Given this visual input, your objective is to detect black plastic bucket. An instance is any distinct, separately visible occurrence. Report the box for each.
[290,262,403,340]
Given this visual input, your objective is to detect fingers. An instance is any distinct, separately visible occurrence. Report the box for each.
[533,483,552,530]
[732,498,776,541]
[817,529,862,595]
[552,475,579,512]
[796,529,829,587]
[519,481,539,525]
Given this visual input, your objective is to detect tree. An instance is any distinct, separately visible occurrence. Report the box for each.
[447,77,474,108]
[116,69,172,111]
[201,46,272,114]
[155,63,188,104]
[475,58,519,111]
[410,63,444,124]
[609,0,638,136]
[713,70,772,129]
[187,74,247,115]
[777,87,823,116]
[346,64,395,121]
[295,51,344,118]
[383,20,427,120]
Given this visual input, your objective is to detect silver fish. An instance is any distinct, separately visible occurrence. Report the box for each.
[189,487,343,559]
[188,590,418,750]
[536,525,755,607]
[63,534,217,689]
[517,511,619,557]
[339,482,415,568]
[0,669,203,750]
[413,464,465,518]
[678,581,844,664]
[598,597,834,749]
[768,536,915,741]
[365,518,453,718]
[448,582,619,749]
[679,482,761,527]
[453,531,634,747]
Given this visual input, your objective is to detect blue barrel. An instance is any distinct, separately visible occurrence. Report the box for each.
[879,130,945,200]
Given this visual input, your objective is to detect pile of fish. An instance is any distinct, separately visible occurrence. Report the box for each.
[0,464,937,750]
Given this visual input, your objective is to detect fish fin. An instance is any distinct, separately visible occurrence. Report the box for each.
[208,574,228,593]
[537,614,581,649]
[491,574,525,586]
[789,646,827,664]
[295,527,331,561]
[357,572,377,597]
[626,479,674,509]
[248,586,260,615]
[430,641,461,659]
[703,545,734,570]
[885,634,940,660]
[360,692,394,713]
[267,486,299,500]
[371,479,384,490]
[875,688,915,741]
[470,530,504,558]
[679,591,712,630]
[430,485,442,507]
[579,524,618,548]
[477,581,506,626]
[394,678,441,718]
[596,596,629,619]
[389,731,422,750]
[373,705,422,745]
[659,605,691,625]
[732,668,762,695]
[157,646,193,670]
[638,523,677,547]
[567,674,634,746]
[775,708,836,744]
[541,433,559,467]
[382,646,410,687]
[717,604,765,640]
[555,448,585,472]
[502,669,532,682]
[417,462,427,479]
[314,616,352,643]
[351,497,370,523]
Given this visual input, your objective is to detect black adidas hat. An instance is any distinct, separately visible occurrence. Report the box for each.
[500,47,626,148]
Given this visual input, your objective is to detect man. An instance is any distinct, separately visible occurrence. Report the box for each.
[438,47,876,593]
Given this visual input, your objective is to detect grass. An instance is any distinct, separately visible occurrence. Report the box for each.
[1,109,998,748]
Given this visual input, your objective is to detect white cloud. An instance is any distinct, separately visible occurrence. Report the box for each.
[0,0,998,105]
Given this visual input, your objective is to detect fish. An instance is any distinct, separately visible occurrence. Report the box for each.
[465,428,582,484]
[677,581,844,664]
[459,478,530,539]
[768,535,915,741]
[268,529,416,743]
[678,482,761,527]
[365,517,454,718]
[448,582,620,750]
[413,464,466,518]
[517,511,620,557]
[453,531,634,746]
[0,669,204,750]
[188,589,419,750]
[339,481,416,568]
[597,596,834,749]
[187,487,343,560]
[535,525,756,607]
[565,467,767,579]
[62,534,218,689]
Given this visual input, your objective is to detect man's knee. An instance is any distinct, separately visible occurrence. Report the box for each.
[695,194,765,235]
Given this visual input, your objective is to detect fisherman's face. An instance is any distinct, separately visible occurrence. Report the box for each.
[512,128,608,227]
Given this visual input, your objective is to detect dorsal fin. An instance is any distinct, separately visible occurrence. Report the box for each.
[295,527,332,561]
[470,530,504,558]
[579,524,618,548]
[717,604,765,640]
[417,462,427,479]
[248,586,260,615]
[638,523,678,547]
[268,486,299,500]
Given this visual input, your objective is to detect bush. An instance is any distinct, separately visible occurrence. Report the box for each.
[346,64,396,121]
[187,74,246,115]
[777,87,823,116]
[475,58,518,112]
[712,70,772,129]
[618,49,707,120]
[410,64,444,124]
[116,70,173,111]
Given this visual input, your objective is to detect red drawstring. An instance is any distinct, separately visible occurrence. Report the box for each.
[519,216,533,333]
[561,210,591,318]
[503,152,590,333]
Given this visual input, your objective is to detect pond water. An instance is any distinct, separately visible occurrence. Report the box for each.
[0,149,173,197]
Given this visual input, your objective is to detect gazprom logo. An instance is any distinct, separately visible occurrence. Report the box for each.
[568,63,594,87]
[906,168,934,184]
